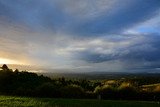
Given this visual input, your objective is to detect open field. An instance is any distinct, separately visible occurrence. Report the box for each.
[0,96,159,107]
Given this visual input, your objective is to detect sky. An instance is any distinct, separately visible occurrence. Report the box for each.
[0,0,160,73]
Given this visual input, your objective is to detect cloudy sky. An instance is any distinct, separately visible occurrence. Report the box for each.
[0,0,160,72]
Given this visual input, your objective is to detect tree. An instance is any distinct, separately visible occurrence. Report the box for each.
[94,85,117,99]
[2,64,9,70]
[117,82,138,100]
[36,82,61,97]
[62,85,85,98]
[14,69,19,73]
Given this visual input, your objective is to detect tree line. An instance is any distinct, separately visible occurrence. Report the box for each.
[0,64,160,101]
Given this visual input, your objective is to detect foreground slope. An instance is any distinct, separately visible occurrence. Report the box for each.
[0,96,159,107]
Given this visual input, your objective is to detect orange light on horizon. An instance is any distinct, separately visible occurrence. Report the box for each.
[0,58,21,64]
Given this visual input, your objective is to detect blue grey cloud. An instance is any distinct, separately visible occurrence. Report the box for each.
[0,0,70,31]
[0,0,159,35]
[79,33,160,62]
[0,0,160,72]
[76,33,160,72]
[71,0,160,36]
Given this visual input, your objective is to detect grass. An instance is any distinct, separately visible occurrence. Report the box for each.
[0,95,159,107]
[142,83,160,88]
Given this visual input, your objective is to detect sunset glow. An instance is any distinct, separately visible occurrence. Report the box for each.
[0,58,20,64]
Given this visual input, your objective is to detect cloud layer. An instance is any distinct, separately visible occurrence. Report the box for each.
[0,0,160,72]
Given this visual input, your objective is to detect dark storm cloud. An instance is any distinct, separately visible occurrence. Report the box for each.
[78,51,116,63]
[71,0,160,36]
[0,0,69,31]
[0,0,159,36]
[79,33,160,63]
[76,33,160,72]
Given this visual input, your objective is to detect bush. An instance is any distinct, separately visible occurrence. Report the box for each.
[36,82,60,97]
[61,85,85,98]
[153,85,160,92]
[94,85,117,99]
[85,91,96,99]
[14,87,34,96]
[117,82,138,100]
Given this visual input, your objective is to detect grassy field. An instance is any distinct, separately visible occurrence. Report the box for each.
[0,96,159,107]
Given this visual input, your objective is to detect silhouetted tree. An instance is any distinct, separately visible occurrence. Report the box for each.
[2,64,9,70]
[14,69,19,73]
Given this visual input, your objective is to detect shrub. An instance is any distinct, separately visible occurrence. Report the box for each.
[153,85,160,92]
[61,85,85,98]
[94,85,117,99]
[36,82,60,97]
[117,82,138,100]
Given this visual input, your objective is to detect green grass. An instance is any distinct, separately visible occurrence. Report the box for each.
[0,96,159,107]
[142,83,160,88]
